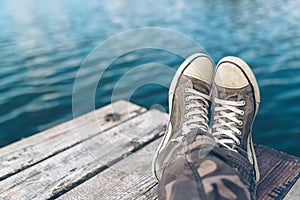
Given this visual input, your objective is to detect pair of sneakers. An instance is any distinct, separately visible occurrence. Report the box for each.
[153,53,260,185]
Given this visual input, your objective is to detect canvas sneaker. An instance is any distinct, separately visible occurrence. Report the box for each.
[211,56,260,182]
[152,53,214,181]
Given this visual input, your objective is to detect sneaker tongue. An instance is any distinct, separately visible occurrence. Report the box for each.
[215,85,240,101]
[215,85,240,125]
[214,85,242,145]
[190,76,211,127]
[185,75,210,96]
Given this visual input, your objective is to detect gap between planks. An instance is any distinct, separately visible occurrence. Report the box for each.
[0,100,146,181]
[1,101,299,200]
[0,108,167,199]
[58,142,300,200]
[57,138,162,200]
[255,145,300,200]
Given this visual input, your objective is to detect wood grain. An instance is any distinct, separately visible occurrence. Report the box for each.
[283,178,300,200]
[1,101,299,200]
[0,100,146,181]
[0,109,167,200]
[58,138,161,200]
[256,145,300,200]
[142,146,300,200]
[58,144,300,200]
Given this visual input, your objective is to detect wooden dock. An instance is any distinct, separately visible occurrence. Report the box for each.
[0,100,299,200]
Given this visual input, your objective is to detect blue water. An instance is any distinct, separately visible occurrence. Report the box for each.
[0,0,300,156]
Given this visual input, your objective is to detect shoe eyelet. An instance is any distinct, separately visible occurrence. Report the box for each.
[185,105,189,110]
[184,88,189,92]
[238,130,242,135]
[238,121,243,126]
[240,111,245,115]
[237,141,241,145]
[184,114,189,118]
[241,100,246,105]
[185,97,189,101]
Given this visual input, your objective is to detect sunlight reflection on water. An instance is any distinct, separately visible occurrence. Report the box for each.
[0,0,299,156]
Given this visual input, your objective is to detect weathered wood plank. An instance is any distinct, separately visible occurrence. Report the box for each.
[256,145,300,200]
[0,109,167,200]
[136,183,158,200]
[57,143,300,200]
[58,138,161,200]
[0,100,146,181]
[283,178,300,200]
[137,147,300,200]
[1,101,299,200]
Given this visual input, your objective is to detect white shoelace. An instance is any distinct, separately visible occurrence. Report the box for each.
[182,87,210,134]
[212,98,245,151]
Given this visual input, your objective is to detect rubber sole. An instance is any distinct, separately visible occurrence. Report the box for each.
[152,53,213,181]
[216,56,260,182]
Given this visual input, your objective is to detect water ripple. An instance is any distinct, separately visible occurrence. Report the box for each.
[0,0,299,156]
